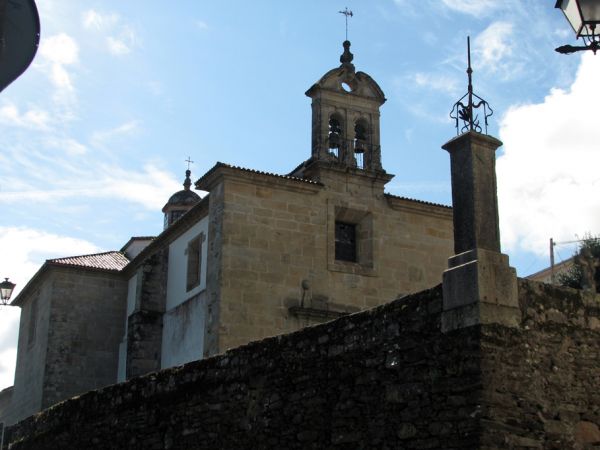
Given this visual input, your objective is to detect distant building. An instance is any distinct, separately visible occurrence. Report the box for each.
[527,258,573,285]
[1,41,454,426]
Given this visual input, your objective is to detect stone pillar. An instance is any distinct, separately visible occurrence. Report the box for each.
[441,131,520,332]
[126,250,167,379]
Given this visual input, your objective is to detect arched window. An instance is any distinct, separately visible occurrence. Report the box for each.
[354,119,369,168]
[328,114,343,159]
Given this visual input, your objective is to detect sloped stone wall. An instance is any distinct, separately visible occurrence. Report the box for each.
[4,286,484,449]
[4,280,600,449]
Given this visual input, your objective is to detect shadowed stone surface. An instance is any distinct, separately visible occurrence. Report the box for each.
[3,279,599,449]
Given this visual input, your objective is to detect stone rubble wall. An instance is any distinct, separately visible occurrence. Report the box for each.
[3,279,600,449]
[480,279,600,449]
[4,286,484,449]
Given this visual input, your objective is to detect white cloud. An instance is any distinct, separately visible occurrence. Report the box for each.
[44,137,88,156]
[106,26,137,56]
[81,10,138,56]
[38,33,79,92]
[0,103,50,130]
[49,63,73,90]
[0,163,182,211]
[411,72,460,97]
[91,120,141,146]
[39,33,79,65]
[82,9,119,30]
[497,53,600,259]
[98,164,183,210]
[107,36,131,55]
[0,227,100,297]
[440,0,501,17]
[474,22,514,72]
[194,20,209,31]
[0,347,18,390]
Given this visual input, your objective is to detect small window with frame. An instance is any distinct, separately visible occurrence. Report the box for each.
[186,233,204,291]
[335,221,357,262]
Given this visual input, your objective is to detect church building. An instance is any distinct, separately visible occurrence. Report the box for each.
[0,40,454,426]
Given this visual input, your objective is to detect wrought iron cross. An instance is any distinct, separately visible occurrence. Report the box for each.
[185,156,194,170]
[449,36,493,135]
[338,7,353,41]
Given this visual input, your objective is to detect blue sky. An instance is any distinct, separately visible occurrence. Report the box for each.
[1,0,599,389]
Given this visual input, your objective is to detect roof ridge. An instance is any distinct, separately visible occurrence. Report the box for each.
[196,161,321,188]
[48,250,126,263]
[384,192,451,209]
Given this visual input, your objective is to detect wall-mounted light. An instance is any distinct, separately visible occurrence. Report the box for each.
[0,278,16,305]
[555,0,600,54]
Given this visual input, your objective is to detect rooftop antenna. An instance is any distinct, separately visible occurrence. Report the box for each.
[338,7,353,41]
[450,36,493,135]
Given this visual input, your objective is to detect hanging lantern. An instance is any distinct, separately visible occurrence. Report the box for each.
[0,278,16,305]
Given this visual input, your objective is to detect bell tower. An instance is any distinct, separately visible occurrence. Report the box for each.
[304,40,387,173]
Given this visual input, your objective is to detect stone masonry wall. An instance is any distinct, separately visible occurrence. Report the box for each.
[4,285,485,449]
[4,279,599,449]
[42,268,127,412]
[218,169,454,352]
[480,279,600,449]
[0,387,13,427]
[4,277,53,425]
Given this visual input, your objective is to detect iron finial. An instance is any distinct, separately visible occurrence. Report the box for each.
[338,7,353,41]
[185,156,194,170]
[183,157,194,190]
[449,36,494,135]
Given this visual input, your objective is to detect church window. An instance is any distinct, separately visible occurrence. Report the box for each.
[168,209,187,227]
[328,114,343,159]
[186,233,204,291]
[335,221,357,262]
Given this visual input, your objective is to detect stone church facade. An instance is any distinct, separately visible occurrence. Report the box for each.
[0,41,454,426]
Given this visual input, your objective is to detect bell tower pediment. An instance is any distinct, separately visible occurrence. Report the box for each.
[305,68,386,104]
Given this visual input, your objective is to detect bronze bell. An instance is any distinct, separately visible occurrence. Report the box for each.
[329,133,341,149]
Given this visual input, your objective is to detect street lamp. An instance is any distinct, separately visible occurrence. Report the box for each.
[555,0,600,54]
[0,278,16,305]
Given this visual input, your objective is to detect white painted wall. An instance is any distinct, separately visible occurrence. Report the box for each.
[166,217,208,310]
[122,238,153,260]
[161,293,206,369]
[117,273,138,382]
[126,274,137,317]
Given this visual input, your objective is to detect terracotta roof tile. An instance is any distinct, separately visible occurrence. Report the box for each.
[48,251,129,272]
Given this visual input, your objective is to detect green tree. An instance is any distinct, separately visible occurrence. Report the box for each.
[558,234,600,292]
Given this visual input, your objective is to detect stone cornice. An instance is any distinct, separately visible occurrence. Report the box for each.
[303,159,394,186]
[196,162,323,195]
[442,130,503,153]
[385,193,453,220]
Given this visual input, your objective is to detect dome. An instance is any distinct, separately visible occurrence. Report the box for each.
[162,169,201,229]
[162,169,200,213]
[162,189,200,212]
